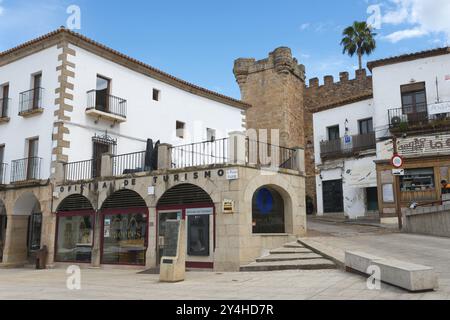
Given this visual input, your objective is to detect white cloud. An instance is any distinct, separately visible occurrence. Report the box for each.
[380,0,450,43]
[299,23,310,31]
[0,0,4,16]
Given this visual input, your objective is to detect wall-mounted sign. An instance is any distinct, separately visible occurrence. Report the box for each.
[147,186,155,195]
[222,199,235,214]
[382,184,395,203]
[398,133,450,157]
[186,208,213,216]
[391,155,404,168]
[392,169,405,176]
[428,101,450,115]
[226,169,239,180]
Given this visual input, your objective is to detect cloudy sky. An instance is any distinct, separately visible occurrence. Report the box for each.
[0,0,449,98]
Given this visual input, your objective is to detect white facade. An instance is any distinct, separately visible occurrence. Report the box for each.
[313,99,378,219]
[372,52,450,159]
[0,32,247,184]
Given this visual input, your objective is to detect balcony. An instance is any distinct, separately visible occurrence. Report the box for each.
[320,133,376,160]
[19,88,45,117]
[10,157,42,183]
[85,90,127,124]
[388,103,450,134]
[0,98,10,124]
[0,163,7,185]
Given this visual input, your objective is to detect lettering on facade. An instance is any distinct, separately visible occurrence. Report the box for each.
[398,134,450,157]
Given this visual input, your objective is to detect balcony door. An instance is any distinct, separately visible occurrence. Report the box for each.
[32,73,42,110]
[0,145,4,183]
[92,141,110,178]
[401,83,427,124]
[1,85,9,117]
[96,76,110,112]
[27,138,39,180]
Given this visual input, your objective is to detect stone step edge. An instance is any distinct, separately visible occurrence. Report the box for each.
[297,238,345,269]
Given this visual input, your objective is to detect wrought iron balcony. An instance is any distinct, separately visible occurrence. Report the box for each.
[388,103,450,133]
[19,88,44,117]
[0,98,10,122]
[86,90,127,123]
[10,157,42,183]
[0,163,7,185]
[320,132,376,160]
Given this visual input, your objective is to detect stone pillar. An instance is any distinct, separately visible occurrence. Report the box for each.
[41,211,57,266]
[2,215,29,266]
[100,154,112,178]
[228,131,246,165]
[157,144,173,170]
[53,161,66,184]
[293,147,305,173]
[91,210,102,268]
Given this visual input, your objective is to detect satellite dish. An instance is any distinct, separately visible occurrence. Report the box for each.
[391,116,402,126]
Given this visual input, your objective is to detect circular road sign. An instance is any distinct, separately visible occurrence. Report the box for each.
[391,155,404,168]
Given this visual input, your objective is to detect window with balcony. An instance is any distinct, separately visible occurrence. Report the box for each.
[327,125,340,141]
[401,82,427,123]
[359,118,373,134]
[0,84,10,122]
[0,145,5,185]
[96,75,110,112]
[19,73,44,117]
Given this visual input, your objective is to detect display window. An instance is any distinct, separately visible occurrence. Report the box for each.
[55,211,94,263]
[400,168,435,192]
[252,187,285,234]
[101,209,148,266]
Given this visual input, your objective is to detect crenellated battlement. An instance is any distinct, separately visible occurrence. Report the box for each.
[307,69,371,89]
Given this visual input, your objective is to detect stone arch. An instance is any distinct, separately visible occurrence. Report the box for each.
[101,189,147,210]
[157,183,214,208]
[13,192,41,216]
[56,194,95,213]
[243,175,299,235]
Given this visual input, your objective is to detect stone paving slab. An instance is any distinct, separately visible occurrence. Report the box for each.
[241,259,336,272]
[270,247,313,254]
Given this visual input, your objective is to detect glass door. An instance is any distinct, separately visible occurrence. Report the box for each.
[27,212,42,257]
[157,210,182,264]
[96,76,110,112]
[32,74,42,110]
[27,138,39,180]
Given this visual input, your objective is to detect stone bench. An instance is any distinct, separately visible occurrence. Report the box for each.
[345,251,439,292]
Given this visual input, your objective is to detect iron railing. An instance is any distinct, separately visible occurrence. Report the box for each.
[170,138,228,169]
[320,132,376,160]
[0,163,7,184]
[87,90,127,118]
[64,159,99,182]
[19,88,44,114]
[0,98,10,118]
[10,157,42,183]
[388,104,450,129]
[246,139,297,170]
[112,151,147,176]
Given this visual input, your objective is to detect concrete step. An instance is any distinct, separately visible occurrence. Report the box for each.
[270,247,312,254]
[256,253,323,262]
[240,259,336,272]
[283,242,305,249]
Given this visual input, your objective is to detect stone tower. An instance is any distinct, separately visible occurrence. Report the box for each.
[233,47,306,149]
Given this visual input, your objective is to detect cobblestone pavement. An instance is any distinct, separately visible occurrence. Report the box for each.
[0,219,448,300]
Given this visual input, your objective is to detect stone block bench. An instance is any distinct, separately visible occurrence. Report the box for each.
[345,251,439,292]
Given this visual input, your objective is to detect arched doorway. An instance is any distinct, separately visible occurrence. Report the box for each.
[157,184,214,269]
[252,186,286,234]
[8,192,42,263]
[0,200,6,263]
[55,194,95,263]
[100,189,148,266]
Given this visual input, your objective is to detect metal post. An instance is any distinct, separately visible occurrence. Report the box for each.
[392,136,403,230]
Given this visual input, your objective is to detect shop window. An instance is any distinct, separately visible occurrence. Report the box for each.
[188,214,210,257]
[102,212,148,265]
[252,187,285,234]
[400,168,435,192]
[56,214,93,263]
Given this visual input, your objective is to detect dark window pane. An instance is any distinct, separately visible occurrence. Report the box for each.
[252,187,285,234]
[102,212,148,265]
[56,214,93,263]
[188,215,210,256]
[328,126,340,141]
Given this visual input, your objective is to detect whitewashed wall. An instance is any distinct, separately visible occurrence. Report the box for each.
[65,44,245,163]
[313,99,376,219]
[372,53,450,159]
[0,46,60,181]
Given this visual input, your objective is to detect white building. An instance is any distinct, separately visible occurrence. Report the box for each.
[313,97,378,219]
[0,27,248,185]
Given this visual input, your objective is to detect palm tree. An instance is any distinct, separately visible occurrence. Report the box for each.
[341,21,377,70]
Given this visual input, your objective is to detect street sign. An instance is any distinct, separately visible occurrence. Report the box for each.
[392,169,405,176]
[391,154,404,168]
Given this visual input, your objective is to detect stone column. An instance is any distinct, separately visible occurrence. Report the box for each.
[2,215,29,266]
[157,144,173,170]
[293,147,305,173]
[53,161,66,184]
[91,210,102,268]
[228,131,246,165]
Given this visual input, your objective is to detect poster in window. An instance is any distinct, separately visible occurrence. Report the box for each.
[382,184,394,203]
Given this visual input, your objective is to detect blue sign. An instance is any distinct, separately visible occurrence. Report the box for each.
[256,188,274,215]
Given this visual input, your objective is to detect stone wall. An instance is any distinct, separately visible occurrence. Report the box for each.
[234,48,374,211]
